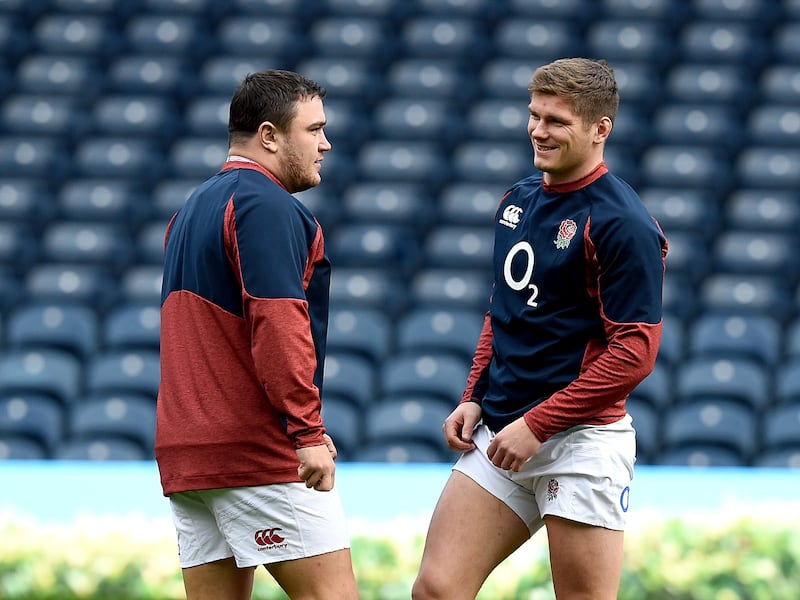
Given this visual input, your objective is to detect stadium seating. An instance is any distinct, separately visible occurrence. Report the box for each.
[1,0,799,465]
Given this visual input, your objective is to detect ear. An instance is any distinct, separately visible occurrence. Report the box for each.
[257,121,279,153]
[595,116,613,143]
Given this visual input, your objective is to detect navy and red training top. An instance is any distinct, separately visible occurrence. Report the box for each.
[156,159,330,495]
[462,162,668,442]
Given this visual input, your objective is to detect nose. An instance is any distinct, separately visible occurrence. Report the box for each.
[320,130,332,151]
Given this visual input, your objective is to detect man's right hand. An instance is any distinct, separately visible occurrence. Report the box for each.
[442,401,482,452]
[296,444,336,491]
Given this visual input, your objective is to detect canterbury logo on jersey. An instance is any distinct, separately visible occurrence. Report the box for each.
[499,205,523,229]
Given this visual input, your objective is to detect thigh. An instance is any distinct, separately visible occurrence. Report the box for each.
[545,515,624,600]
[182,557,255,600]
[266,548,358,600]
[414,471,531,600]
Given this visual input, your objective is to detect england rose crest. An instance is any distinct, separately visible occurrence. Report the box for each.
[554,219,578,249]
[546,478,560,501]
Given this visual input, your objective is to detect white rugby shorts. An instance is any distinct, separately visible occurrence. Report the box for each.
[453,415,635,534]
[169,482,351,568]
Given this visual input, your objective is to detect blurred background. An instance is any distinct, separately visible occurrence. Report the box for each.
[0,0,800,472]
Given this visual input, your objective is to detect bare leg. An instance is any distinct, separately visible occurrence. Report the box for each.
[412,471,531,600]
[266,548,359,600]
[545,515,624,600]
[182,557,255,600]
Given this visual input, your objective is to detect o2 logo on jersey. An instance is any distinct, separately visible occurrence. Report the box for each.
[503,241,539,308]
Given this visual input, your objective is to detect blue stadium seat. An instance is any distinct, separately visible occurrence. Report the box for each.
[152,179,195,220]
[746,105,800,147]
[108,55,193,97]
[184,96,228,137]
[217,16,305,62]
[602,0,686,23]
[658,313,684,368]
[678,22,768,68]
[665,64,754,107]
[0,15,32,64]
[50,0,141,16]
[625,397,659,464]
[229,0,306,15]
[629,361,672,411]
[320,0,407,18]
[0,179,57,228]
[136,221,167,265]
[103,303,160,351]
[0,349,82,406]
[494,19,584,61]
[92,95,181,139]
[139,0,220,16]
[73,137,164,182]
[120,265,163,305]
[59,179,149,226]
[329,267,408,316]
[422,225,494,269]
[656,445,745,467]
[466,99,530,143]
[320,394,362,458]
[761,404,800,453]
[0,394,64,455]
[41,222,134,272]
[651,104,740,150]
[753,449,800,469]
[317,98,370,153]
[691,0,780,26]
[387,59,476,103]
[608,105,652,152]
[586,20,674,65]
[774,359,800,406]
[479,58,536,100]
[662,231,710,282]
[675,356,770,411]
[602,146,640,188]
[1,95,89,140]
[662,273,697,320]
[32,14,122,56]
[661,399,757,462]
[773,23,800,65]
[439,183,504,226]
[168,137,227,180]
[54,437,148,460]
[641,187,718,234]
[724,190,800,232]
[0,436,48,460]
[341,183,433,229]
[641,146,731,189]
[327,223,419,273]
[508,0,598,23]
[0,137,71,182]
[6,303,99,359]
[200,56,273,96]
[758,65,800,104]
[400,17,490,63]
[327,306,391,365]
[352,439,450,463]
[699,274,792,319]
[410,268,492,313]
[17,55,104,97]
[25,264,118,310]
[86,350,160,400]
[310,17,396,63]
[372,98,458,145]
[322,352,376,409]
[380,352,469,405]
[687,313,780,367]
[125,15,212,58]
[0,223,39,275]
[611,63,666,110]
[736,147,800,189]
[68,394,156,456]
[0,271,22,313]
[415,0,498,18]
[712,231,798,281]
[357,141,450,187]
[294,186,341,232]
[295,58,383,105]
[363,396,455,458]
[452,142,533,184]
[396,307,483,361]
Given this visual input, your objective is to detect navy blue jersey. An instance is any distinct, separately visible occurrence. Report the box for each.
[462,163,668,441]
